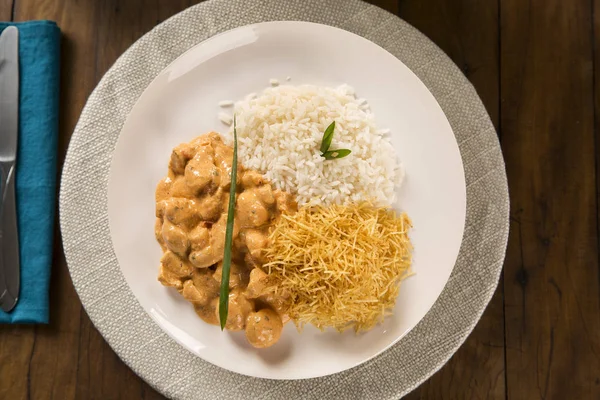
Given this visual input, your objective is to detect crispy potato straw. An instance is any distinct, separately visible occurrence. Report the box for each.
[263,201,413,332]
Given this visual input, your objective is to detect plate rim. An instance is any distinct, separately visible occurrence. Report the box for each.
[106,19,467,380]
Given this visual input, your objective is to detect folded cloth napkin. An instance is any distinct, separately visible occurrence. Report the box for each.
[0,21,60,323]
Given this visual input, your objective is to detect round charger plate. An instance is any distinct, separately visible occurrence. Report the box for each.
[60,0,509,398]
[108,21,466,380]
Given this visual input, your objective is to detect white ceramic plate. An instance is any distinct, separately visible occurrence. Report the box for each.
[108,21,466,380]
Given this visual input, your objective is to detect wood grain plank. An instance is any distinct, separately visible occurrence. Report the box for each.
[399,0,500,126]
[366,0,398,15]
[2,1,99,399]
[595,9,600,399]
[0,0,13,20]
[501,0,600,398]
[398,1,504,399]
[0,327,34,400]
[593,2,600,388]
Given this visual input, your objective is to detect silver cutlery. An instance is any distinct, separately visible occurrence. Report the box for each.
[0,26,20,313]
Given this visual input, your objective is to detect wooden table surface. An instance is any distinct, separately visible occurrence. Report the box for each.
[0,0,599,399]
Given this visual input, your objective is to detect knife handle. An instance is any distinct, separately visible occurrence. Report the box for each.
[0,163,20,312]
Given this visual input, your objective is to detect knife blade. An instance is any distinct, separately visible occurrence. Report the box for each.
[0,26,20,313]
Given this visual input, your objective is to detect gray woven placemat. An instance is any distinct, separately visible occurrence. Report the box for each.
[59,0,509,398]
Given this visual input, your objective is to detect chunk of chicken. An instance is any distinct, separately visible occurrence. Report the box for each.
[160,251,194,278]
[196,190,223,222]
[169,142,197,175]
[245,309,283,348]
[158,264,183,290]
[274,189,298,215]
[260,291,291,316]
[246,267,270,299]
[237,190,270,228]
[189,132,218,148]
[244,253,261,270]
[195,301,219,326]
[185,144,219,194]
[255,185,275,206]
[169,176,196,199]
[155,177,172,203]
[213,261,249,289]
[243,229,269,262]
[192,268,220,296]
[181,269,219,305]
[215,289,254,331]
[241,170,265,188]
[158,198,201,229]
[161,220,189,256]
[155,218,166,251]
[188,224,210,252]
[188,213,239,268]
[213,143,233,186]
[189,248,219,269]
[157,264,184,290]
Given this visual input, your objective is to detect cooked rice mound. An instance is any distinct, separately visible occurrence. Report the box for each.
[227,84,403,206]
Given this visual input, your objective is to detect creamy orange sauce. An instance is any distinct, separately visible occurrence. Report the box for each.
[155,132,297,348]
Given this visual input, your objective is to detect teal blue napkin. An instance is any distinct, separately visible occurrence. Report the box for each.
[0,21,60,323]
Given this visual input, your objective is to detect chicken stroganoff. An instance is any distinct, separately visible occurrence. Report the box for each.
[155,132,297,348]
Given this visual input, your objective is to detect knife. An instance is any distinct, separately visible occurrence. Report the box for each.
[0,26,20,313]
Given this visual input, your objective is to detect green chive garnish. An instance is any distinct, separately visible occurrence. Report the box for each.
[319,121,351,160]
[320,121,336,153]
[323,149,352,160]
[219,115,238,330]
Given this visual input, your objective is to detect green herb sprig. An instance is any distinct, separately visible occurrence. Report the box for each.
[319,121,336,153]
[219,115,238,330]
[319,121,351,159]
[323,149,352,160]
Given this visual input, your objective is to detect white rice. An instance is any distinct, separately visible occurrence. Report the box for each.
[222,84,403,206]
[218,112,233,125]
[218,100,234,107]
